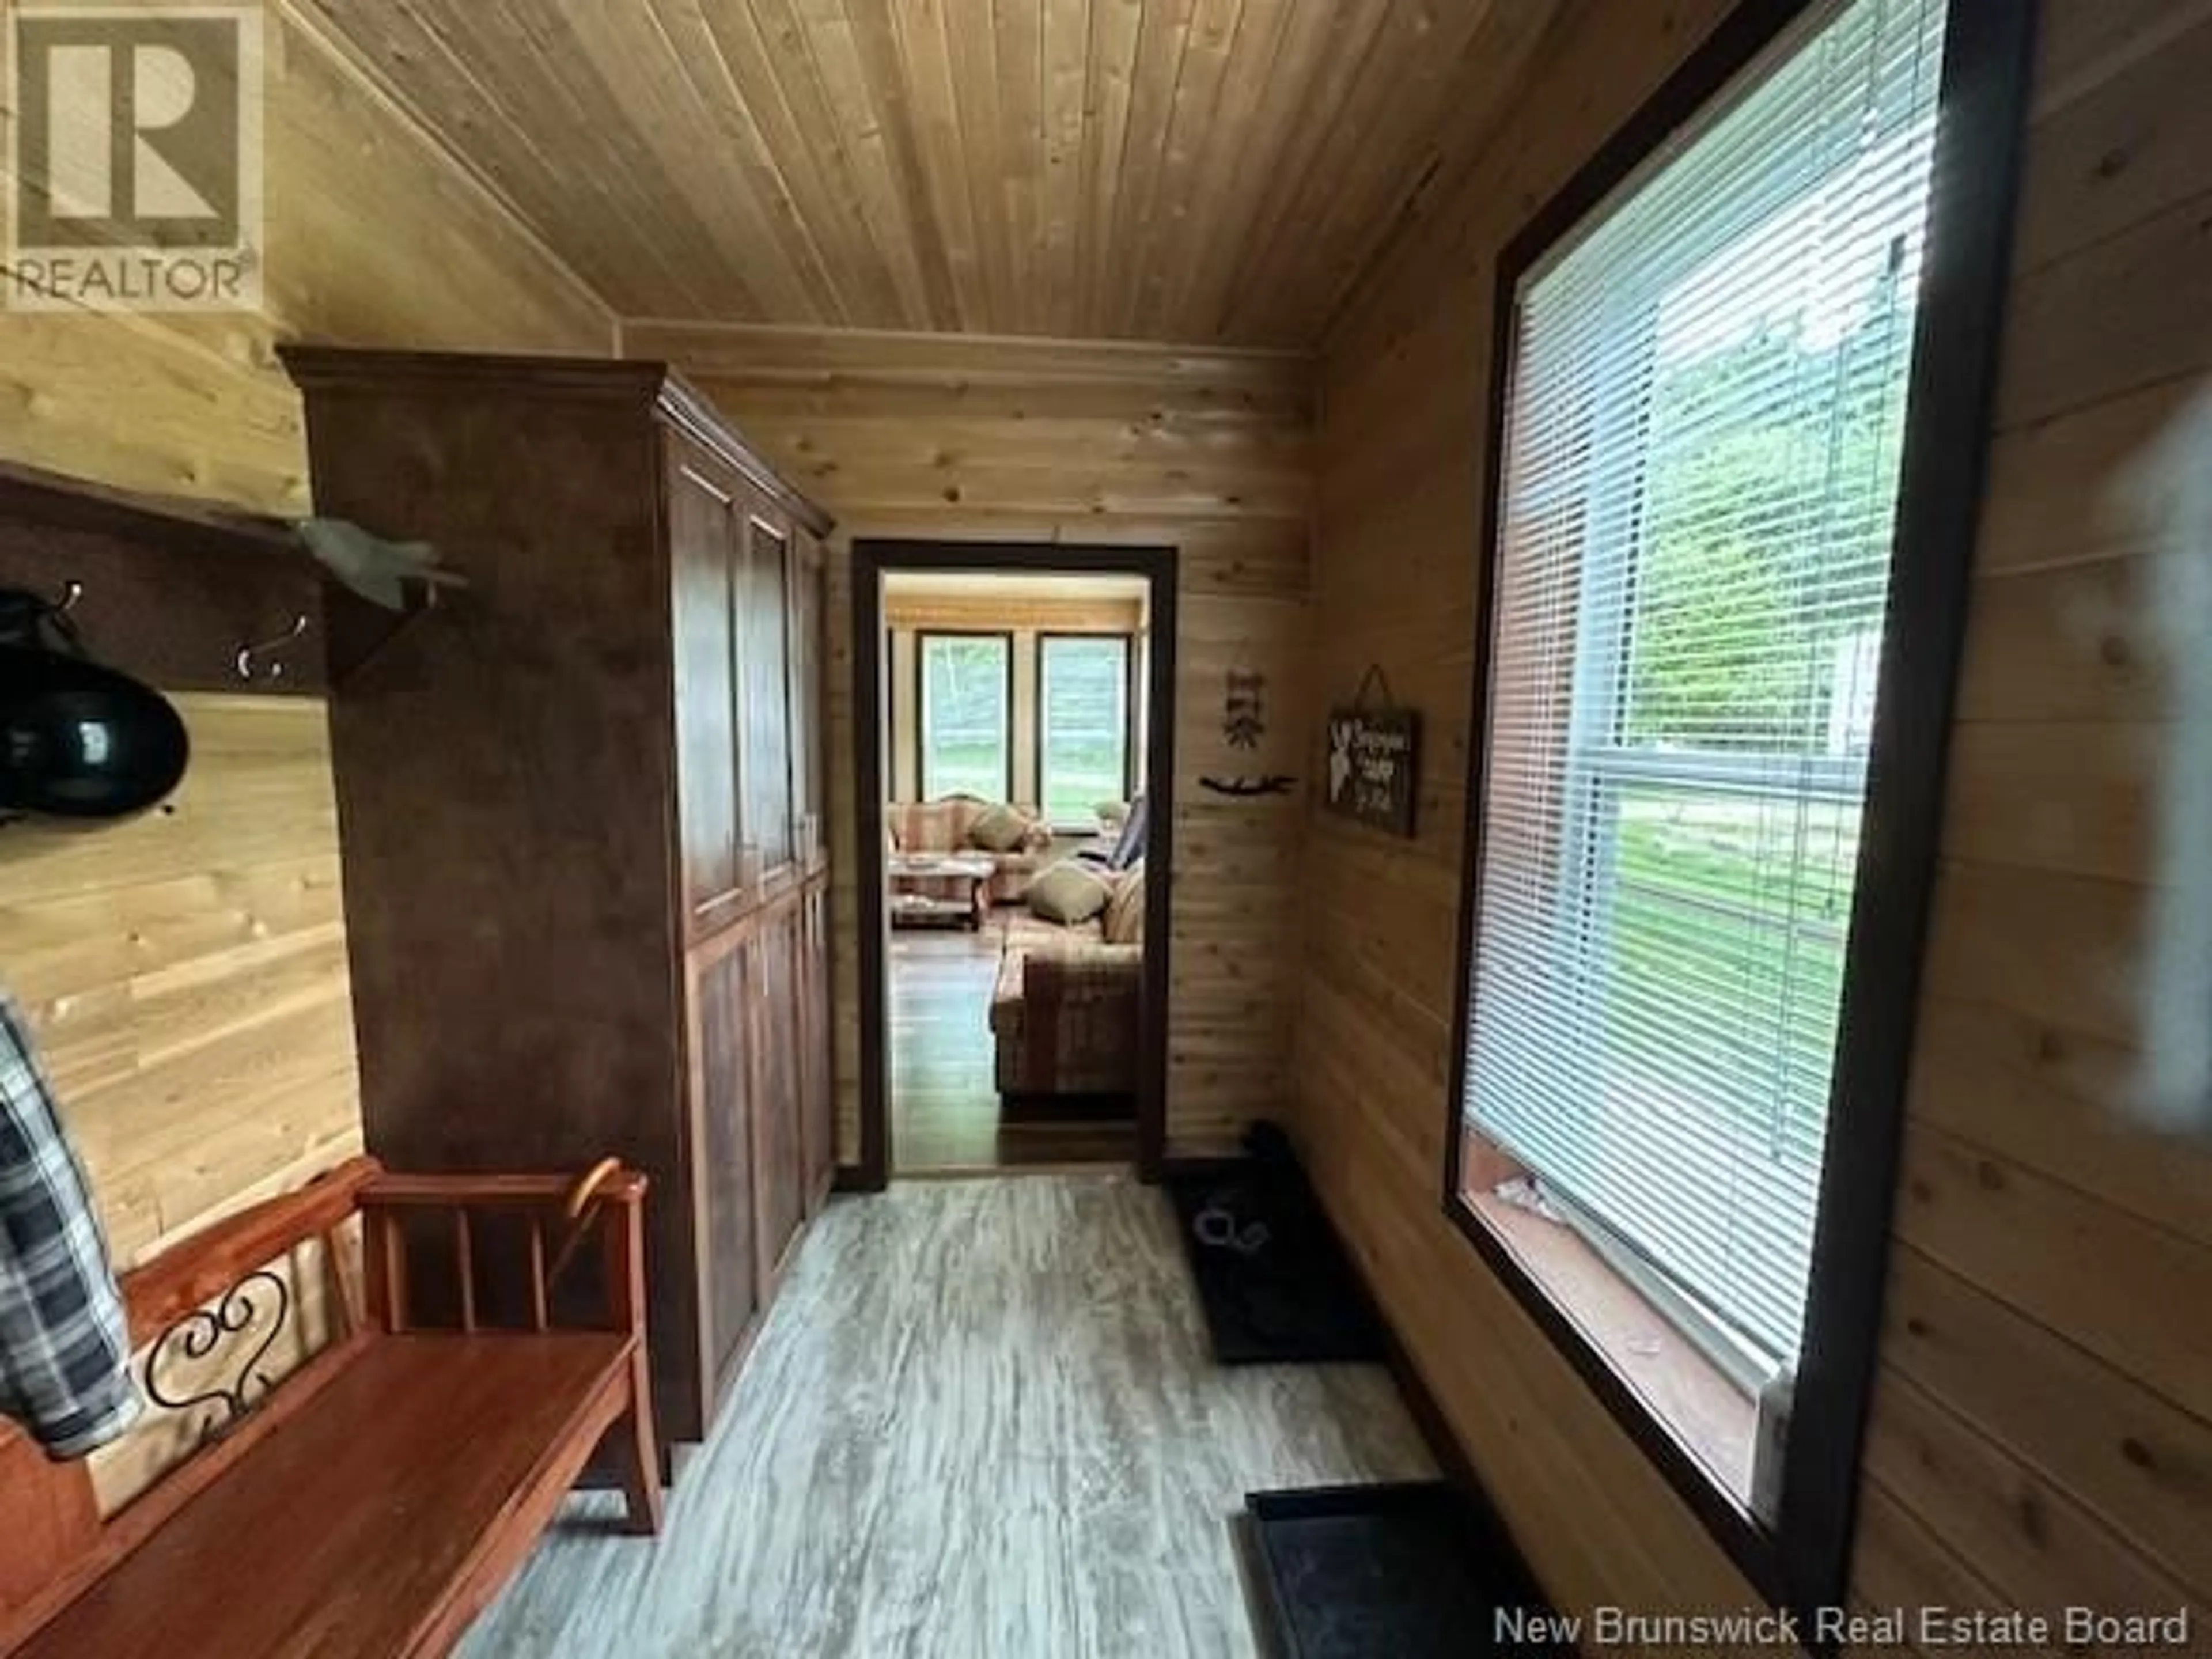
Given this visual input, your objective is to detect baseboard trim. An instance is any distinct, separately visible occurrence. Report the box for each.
[1344,1232,1482,1496]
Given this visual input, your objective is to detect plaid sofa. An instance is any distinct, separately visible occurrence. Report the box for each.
[886,797,1053,906]
[989,868,1144,1099]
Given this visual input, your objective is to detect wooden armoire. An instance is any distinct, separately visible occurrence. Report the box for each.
[282,349,836,1455]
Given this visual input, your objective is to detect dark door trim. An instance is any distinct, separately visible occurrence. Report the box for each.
[852,540,1177,1189]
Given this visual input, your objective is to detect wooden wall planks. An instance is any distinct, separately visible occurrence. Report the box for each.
[0,0,615,1501]
[0,698,358,1267]
[628,320,1313,1161]
[1293,0,2212,1641]
[0,6,613,516]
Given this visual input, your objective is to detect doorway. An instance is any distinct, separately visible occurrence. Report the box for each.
[853,541,1176,1187]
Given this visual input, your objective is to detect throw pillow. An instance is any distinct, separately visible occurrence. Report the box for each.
[1027,862,1113,926]
[968,802,1034,853]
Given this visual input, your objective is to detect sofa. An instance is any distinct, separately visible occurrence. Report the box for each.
[990,864,1145,1100]
[886,796,1054,906]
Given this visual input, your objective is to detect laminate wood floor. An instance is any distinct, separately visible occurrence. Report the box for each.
[892,919,1135,1174]
[461,1175,1436,1659]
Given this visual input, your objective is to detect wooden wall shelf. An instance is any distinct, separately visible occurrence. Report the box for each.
[0,460,459,697]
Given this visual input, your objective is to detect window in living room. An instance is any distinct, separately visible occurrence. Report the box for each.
[919,632,1013,802]
[1037,634,1133,829]
[1445,0,2006,1610]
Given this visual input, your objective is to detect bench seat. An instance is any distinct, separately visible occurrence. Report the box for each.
[20,1332,633,1659]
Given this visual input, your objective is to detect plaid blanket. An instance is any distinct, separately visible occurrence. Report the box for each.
[0,994,139,1459]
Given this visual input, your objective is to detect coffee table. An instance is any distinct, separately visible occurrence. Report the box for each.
[887,852,995,930]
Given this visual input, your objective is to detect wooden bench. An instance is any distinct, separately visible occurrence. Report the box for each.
[0,1155,661,1658]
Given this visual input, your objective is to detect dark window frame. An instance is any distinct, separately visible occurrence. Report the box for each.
[1033,631,1139,828]
[914,628,1016,804]
[1440,0,2039,1622]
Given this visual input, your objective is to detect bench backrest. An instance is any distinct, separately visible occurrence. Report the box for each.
[0,1155,380,1643]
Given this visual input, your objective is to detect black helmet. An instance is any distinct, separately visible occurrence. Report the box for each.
[0,590,188,823]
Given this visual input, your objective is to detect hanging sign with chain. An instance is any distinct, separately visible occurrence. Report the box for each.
[1325,665,1420,837]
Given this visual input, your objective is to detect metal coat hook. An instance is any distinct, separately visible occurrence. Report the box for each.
[236,613,310,683]
[0,581,86,652]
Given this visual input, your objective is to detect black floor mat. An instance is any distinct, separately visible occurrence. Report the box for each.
[1165,1146,1385,1365]
[1244,1484,1570,1658]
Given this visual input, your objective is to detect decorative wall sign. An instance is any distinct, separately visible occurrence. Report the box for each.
[1224,667,1267,749]
[1200,774,1296,797]
[1327,666,1420,836]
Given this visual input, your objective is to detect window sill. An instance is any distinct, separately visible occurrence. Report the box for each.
[1468,1187,1757,1503]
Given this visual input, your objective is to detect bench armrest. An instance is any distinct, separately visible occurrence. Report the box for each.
[121,1156,381,1348]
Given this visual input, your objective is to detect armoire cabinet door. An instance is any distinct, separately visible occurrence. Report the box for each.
[751,902,808,1287]
[790,531,829,874]
[689,939,761,1402]
[800,882,836,1207]
[668,449,744,939]
[737,504,796,893]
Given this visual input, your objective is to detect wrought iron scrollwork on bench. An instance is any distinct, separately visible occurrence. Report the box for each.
[143,1268,291,1446]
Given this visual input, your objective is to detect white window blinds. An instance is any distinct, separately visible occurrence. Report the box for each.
[1464,0,1944,1366]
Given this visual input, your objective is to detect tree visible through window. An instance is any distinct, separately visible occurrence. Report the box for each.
[920,634,1011,802]
[1039,636,1131,825]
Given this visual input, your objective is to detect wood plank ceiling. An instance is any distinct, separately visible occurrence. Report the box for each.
[292,0,1566,347]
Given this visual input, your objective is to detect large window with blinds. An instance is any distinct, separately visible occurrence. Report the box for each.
[1444,0,2017,1602]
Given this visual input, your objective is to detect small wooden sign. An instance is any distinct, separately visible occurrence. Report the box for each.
[1325,706,1420,836]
